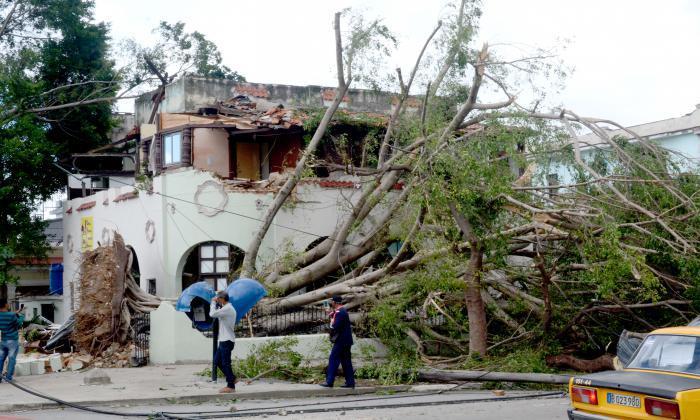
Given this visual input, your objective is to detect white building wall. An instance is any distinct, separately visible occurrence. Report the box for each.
[541,132,700,187]
[61,169,368,321]
[149,302,387,364]
[17,296,64,324]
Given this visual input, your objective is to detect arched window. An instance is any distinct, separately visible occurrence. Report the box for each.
[180,241,244,292]
[199,242,230,290]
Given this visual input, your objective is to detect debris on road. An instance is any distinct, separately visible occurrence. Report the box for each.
[83,368,112,385]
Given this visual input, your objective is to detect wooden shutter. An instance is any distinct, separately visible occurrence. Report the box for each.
[182,127,192,167]
[154,133,162,175]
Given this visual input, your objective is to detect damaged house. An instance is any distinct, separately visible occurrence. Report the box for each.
[60,75,407,323]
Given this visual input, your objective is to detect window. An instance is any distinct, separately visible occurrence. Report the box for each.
[546,173,560,197]
[91,177,109,189]
[627,334,700,375]
[40,304,54,322]
[147,279,156,295]
[163,132,182,165]
[199,242,230,289]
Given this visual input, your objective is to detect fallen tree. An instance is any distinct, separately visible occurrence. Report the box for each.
[216,2,700,367]
[418,369,571,385]
[545,354,615,373]
[73,233,160,357]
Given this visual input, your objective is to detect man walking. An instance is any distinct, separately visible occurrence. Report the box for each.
[321,295,355,388]
[210,291,237,393]
[0,299,24,383]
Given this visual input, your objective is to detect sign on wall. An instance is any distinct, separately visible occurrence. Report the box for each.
[80,216,93,252]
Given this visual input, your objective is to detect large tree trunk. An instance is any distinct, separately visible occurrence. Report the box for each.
[239,12,349,277]
[465,247,487,356]
[449,203,488,356]
[418,369,571,384]
[536,258,553,333]
[545,354,615,373]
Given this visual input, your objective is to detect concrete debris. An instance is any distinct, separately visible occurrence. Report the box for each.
[217,97,303,129]
[84,368,112,385]
[69,359,84,371]
[13,353,67,377]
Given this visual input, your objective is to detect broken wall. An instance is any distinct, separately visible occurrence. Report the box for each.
[134,75,413,126]
[268,133,302,174]
[193,128,230,178]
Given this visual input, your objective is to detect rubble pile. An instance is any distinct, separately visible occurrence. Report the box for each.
[23,322,60,351]
[65,343,137,369]
[222,171,291,193]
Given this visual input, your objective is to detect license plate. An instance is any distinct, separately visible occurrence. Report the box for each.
[607,392,641,408]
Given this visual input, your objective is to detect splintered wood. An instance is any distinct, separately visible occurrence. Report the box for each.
[73,233,160,356]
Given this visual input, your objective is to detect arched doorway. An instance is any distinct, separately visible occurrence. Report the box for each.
[181,241,244,291]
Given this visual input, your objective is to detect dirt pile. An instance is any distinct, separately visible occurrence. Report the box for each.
[72,233,160,359]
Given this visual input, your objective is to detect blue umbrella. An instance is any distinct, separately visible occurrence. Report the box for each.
[226,278,267,323]
[176,281,215,312]
[177,281,216,331]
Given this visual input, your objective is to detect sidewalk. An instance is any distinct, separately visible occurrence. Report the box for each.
[0,364,410,412]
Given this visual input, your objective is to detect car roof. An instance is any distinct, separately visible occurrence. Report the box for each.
[650,326,700,336]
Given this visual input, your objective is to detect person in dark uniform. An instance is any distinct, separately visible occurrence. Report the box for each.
[320,295,355,388]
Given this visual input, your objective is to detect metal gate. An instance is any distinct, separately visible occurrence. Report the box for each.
[131,312,150,366]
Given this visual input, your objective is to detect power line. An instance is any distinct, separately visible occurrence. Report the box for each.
[1,371,564,419]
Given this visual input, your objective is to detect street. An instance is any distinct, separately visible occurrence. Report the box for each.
[4,391,571,419]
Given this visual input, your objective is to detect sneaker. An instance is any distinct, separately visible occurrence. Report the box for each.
[340,384,355,389]
[219,386,236,393]
[319,382,332,388]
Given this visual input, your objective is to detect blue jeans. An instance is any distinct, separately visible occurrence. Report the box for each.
[0,340,19,381]
[214,340,236,388]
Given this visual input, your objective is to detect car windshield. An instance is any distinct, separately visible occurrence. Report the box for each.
[627,334,700,375]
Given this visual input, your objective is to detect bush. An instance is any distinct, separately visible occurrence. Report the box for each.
[196,337,323,383]
[355,355,420,385]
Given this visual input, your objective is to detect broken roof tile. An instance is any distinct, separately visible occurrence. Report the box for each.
[113,191,138,203]
[322,89,350,102]
[76,201,96,211]
[319,180,357,188]
[233,84,270,98]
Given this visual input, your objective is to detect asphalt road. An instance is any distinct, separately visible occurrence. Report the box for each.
[4,391,572,420]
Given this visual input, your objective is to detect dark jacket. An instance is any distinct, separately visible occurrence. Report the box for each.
[0,311,24,341]
[330,307,353,347]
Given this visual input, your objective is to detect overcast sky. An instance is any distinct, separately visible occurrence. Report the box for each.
[94,0,700,127]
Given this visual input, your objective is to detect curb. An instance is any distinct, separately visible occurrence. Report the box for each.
[1,385,412,412]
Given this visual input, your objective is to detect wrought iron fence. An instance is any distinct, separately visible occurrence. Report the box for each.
[130,312,150,366]
[234,304,332,337]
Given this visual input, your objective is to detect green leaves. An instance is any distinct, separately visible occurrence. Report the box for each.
[418,123,524,242]
[0,0,116,282]
[581,226,661,301]
[125,20,245,88]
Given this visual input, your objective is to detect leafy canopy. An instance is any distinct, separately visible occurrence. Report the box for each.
[0,0,116,283]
